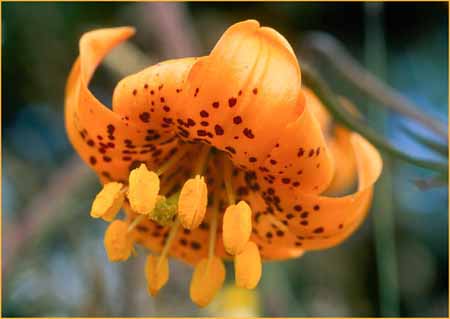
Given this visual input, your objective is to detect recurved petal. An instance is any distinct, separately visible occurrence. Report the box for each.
[302,87,332,132]
[112,57,198,139]
[172,19,302,170]
[65,27,188,183]
[325,126,358,194]
[254,133,382,250]
[259,96,335,195]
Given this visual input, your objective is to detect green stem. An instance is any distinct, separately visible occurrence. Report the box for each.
[364,3,399,316]
[302,64,448,175]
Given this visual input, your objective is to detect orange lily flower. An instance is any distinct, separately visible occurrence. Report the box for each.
[65,20,382,307]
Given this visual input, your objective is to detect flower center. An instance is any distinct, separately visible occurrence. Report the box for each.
[90,141,262,305]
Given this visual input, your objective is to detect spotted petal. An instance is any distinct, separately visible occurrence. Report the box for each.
[254,133,382,251]
[65,27,190,183]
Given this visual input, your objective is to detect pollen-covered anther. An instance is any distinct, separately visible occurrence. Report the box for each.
[222,201,252,255]
[177,175,208,229]
[145,255,169,296]
[149,195,178,226]
[234,241,262,289]
[104,220,134,262]
[190,256,226,307]
[127,163,160,215]
[90,182,125,222]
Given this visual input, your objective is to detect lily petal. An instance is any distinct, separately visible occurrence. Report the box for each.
[65,27,189,183]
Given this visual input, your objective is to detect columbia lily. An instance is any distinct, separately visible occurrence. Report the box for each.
[65,20,382,307]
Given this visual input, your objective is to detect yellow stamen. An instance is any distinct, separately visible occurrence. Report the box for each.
[128,163,160,215]
[234,241,262,289]
[158,218,180,266]
[194,144,211,175]
[190,256,226,307]
[90,182,125,222]
[156,146,189,176]
[159,175,179,197]
[223,157,236,205]
[104,220,134,262]
[144,219,180,297]
[222,200,252,255]
[178,175,208,230]
[189,190,225,307]
[145,254,169,297]
[208,193,220,262]
[127,214,146,232]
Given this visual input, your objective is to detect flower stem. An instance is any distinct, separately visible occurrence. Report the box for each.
[302,63,448,175]
[364,4,399,316]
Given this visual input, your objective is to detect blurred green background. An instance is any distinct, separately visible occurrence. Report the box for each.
[2,2,448,317]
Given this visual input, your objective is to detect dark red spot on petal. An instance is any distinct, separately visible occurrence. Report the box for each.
[228,97,237,107]
[243,128,254,139]
[214,125,224,136]
[139,112,150,123]
[233,116,242,124]
[313,227,324,234]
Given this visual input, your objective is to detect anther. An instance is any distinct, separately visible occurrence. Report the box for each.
[222,201,252,255]
[145,255,169,296]
[150,194,178,226]
[90,182,125,222]
[190,256,226,307]
[128,164,160,215]
[145,219,180,296]
[104,220,134,262]
[190,187,224,307]
[234,241,261,289]
[178,175,208,229]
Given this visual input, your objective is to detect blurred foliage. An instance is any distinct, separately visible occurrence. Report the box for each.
[2,2,448,317]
